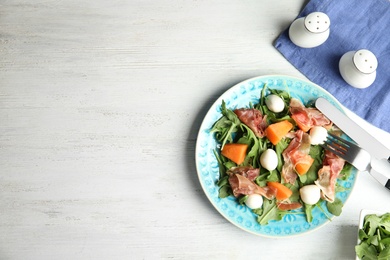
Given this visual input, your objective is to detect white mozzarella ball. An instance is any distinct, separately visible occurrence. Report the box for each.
[265,94,285,113]
[260,149,278,171]
[299,184,321,205]
[309,126,328,145]
[245,194,263,209]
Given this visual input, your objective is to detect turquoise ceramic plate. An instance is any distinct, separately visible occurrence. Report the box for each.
[195,75,357,237]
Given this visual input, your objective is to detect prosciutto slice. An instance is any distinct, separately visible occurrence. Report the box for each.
[228,174,276,200]
[227,166,259,182]
[234,108,267,138]
[277,201,303,211]
[281,130,312,184]
[289,98,332,132]
[315,150,345,202]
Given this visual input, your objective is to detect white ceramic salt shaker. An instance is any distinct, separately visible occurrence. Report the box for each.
[339,49,378,89]
[289,12,330,48]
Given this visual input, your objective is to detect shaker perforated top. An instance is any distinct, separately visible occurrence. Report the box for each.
[353,49,378,74]
[304,12,330,33]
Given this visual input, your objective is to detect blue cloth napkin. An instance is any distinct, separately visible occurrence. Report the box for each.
[275,0,390,133]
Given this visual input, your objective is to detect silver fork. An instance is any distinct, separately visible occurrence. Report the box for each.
[321,133,390,191]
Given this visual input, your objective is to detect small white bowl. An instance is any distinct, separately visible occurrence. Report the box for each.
[356,209,386,260]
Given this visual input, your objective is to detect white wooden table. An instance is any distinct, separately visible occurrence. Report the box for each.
[1,1,389,259]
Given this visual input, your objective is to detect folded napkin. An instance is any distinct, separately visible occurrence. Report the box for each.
[275,0,390,133]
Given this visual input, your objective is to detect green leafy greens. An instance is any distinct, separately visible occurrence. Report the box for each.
[210,100,241,149]
[356,213,390,259]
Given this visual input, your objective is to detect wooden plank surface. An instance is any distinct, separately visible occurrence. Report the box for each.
[1,1,389,259]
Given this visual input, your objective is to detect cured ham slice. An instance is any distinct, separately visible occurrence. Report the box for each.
[315,150,345,202]
[227,166,259,182]
[234,108,267,138]
[290,98,332,132]
[228,174,276,200]
[281,130,312,184]
[277,201,302,211]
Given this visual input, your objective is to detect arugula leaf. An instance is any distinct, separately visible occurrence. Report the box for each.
[217,175,229,187]
[365,214,386,236]
[223,161,236,171]
[210,100,241,148]
[303,145,324,185]
[298,174,307,184]
[356,213,390,259]
[256,199,282,225]
[355,242,379,260]
[237,124,262,168]
[213,149,227,179]
[359,229,369,241]
[339,162,354,181]
[326,198,343,216]
[381,237,390,246]
[252,207,263,216]
[275,138,289,172]
[286,182,300,202]
[378,247,390,260]
[218,185,231,198]
[239,195,248,205]
[304,203,315,223]
[255,170,279,187]
[368,235,379,247]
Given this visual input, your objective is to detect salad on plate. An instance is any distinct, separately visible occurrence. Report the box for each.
[211,84,353,225]
[195,75,357,236]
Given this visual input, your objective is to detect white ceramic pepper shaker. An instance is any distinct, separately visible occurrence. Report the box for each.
[289,12,330,48]
[339,49,378,89]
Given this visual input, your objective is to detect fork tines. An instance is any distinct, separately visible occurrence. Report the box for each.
[320,133,352,158]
